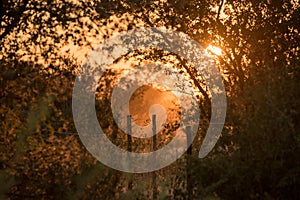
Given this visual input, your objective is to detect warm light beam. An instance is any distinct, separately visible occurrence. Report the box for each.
[207,45,222,56]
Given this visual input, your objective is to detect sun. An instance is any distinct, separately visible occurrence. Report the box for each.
[207,45,222,56]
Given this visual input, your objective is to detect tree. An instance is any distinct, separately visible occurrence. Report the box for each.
[1,0,299,199]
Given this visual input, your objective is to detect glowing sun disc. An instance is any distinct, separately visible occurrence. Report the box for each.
[207,45,222,56]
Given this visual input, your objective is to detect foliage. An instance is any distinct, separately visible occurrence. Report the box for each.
[1,0,299,199]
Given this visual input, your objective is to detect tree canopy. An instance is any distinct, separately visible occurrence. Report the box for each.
[1,0,299,199]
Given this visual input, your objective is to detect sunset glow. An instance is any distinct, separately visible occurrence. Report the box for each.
[2,0,298,197]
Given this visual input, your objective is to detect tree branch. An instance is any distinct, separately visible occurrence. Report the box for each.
[216,0,224,22]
